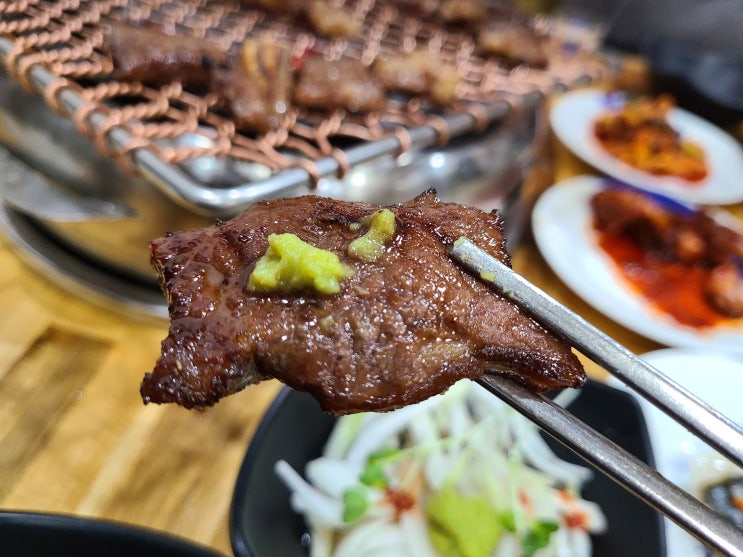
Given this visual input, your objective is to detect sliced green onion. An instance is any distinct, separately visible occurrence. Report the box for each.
[359,448,398,488]
[342,487,369,523]
[521,520,559,557]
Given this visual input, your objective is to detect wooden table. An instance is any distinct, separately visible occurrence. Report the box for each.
[1,125,739,554]
[0,233,282,554]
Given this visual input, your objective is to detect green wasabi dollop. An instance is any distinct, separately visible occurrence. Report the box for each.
[426,487,504,557]
[348,208,396,262]
[246,233,352,295]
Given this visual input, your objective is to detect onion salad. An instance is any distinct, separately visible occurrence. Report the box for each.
[275,379,607,557]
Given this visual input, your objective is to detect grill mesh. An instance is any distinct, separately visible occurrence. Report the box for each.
[0,0,608,202]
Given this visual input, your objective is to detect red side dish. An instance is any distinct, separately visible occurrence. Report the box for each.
[597,232,730,328]
[591,186,743,328]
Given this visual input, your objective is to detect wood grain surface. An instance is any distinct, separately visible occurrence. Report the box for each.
[0,240,281,554]
[1,105,740,555]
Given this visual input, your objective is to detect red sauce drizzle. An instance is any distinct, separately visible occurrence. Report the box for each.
[597,231,728,329]
[385,488,416,519]
[565,511,589,530]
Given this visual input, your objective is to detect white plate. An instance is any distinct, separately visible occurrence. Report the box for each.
[550,88,743,205]
[609,348,743,557]
[531,175,743,352]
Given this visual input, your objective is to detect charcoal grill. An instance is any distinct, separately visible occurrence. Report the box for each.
[0,0,611,318]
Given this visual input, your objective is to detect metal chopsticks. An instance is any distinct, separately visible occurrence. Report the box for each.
[450,237,743,556]
[477,375,743,556]
[451,238,743,466]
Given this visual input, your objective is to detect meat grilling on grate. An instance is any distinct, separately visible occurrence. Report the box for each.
[141,191,585,415]
[104,23,227,91]
[372,49,460,106]
[477,19,548,68]
[293,57,387,113]
[214,39,294,133]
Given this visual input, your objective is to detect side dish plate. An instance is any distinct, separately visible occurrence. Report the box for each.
[549,88,743,205]
[531,175,743,352]
[610,348,743,557]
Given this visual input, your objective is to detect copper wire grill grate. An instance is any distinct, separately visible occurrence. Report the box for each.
[0,0,609,215]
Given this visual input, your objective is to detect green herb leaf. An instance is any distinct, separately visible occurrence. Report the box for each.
[359,448,397,488]
[342,487,369,523]
[369,447,398,463]
[359,462,388,488]
[521,520,559,557]
[500,511,516,532]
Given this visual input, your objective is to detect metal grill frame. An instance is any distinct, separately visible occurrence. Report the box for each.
[0,0,610,217]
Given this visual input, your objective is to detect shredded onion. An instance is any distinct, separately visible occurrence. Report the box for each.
[277,379,607,556]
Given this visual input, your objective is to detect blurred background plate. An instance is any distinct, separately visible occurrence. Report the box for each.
[609,348,743,557]
[531,174,743,352]
[229,380,664,557]
[549,88,743,205]
[0,511,224,557]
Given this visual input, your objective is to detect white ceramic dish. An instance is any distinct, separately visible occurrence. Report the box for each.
[550,88,743,205]
[608,348,743,557]
[531,175,743,352]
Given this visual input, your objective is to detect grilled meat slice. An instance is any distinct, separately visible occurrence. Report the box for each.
[239,0,305,15]
[306,0,363,38]
[477,20,548,68]
[372,49,460,106]
[105,23,226,91]
[214,39,293,134]
[437,0,489,25]
[293,57,386,113]
[142,191,585,415]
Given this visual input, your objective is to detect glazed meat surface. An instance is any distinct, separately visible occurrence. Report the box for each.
[437,0,488,25]
[372,50,460,106]
[214,39,293,133]
[142,191,585,415]
[293,57,386,113]
[239,0,305,15]
[306,0,363,38]
[105,23,226,91]
[477,20,548,68]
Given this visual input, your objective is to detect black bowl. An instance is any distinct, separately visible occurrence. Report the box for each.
[0,511,225,557]
[230,380,665,557]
